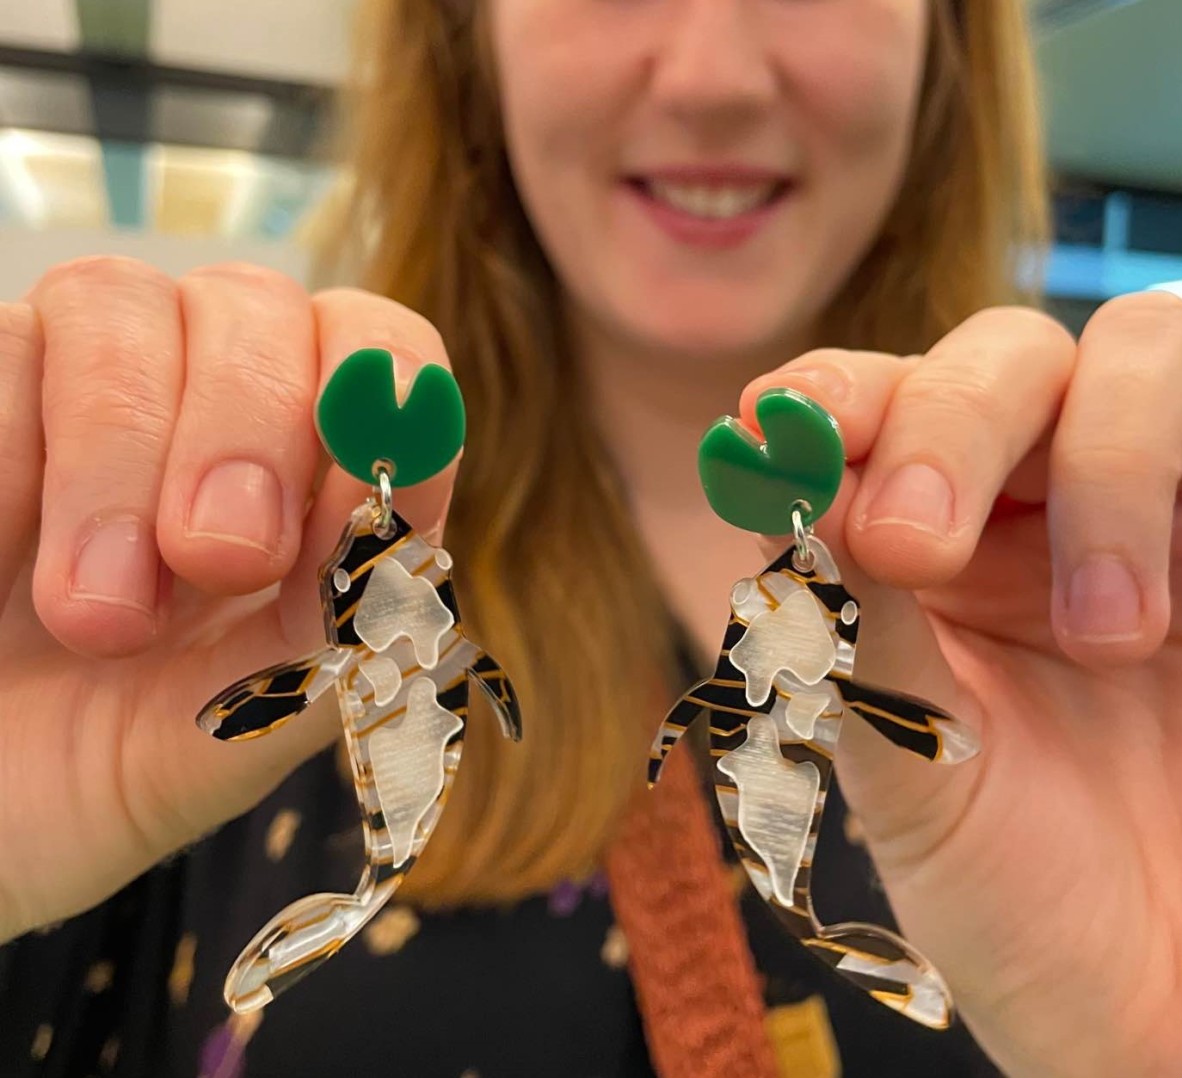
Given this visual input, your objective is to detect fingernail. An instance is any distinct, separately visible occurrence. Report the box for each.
[1066,557,1143,640]
[784,364,852,403]
[71,517,159,612]
[186,460,283,554]
[864,462,954,538]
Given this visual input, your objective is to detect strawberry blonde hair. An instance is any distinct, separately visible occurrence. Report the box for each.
[316,0,1048,905]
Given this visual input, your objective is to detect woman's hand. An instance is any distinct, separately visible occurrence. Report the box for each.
[742,294,1182,1077]
[0,258,456,943]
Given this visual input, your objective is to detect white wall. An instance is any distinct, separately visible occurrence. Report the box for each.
[152,0,356,85]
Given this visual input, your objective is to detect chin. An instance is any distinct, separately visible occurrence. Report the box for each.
[612,290,806,365]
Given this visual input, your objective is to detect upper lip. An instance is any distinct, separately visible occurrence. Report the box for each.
[628,165,794,185]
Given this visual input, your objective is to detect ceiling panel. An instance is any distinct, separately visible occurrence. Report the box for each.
[0,69,93,134]
[151,87,274,152]
[0,0,79,51]
[150,0,356,85]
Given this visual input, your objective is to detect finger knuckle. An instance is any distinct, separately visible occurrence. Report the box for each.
[192,350,314,422]
[393,305,447,356]
[37,256,174,306]
[311,285,368,307]
[901,367,1008,430]
[47,367,175,451]
[49,418,169,488]
[972,306,1077,354]
[1086,291,1182,349]
[314,289,448,361]
[1055,441,1178,495]
[789,347,856,369]
[183,261,306,306]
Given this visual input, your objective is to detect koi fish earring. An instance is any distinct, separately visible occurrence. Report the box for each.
[196,349,522,1013]
[649,388,979,1030]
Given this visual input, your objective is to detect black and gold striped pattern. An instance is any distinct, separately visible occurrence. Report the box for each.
[196,503,522,1014]
[650,543,973,1030]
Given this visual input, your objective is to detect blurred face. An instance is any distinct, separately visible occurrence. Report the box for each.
[490,0,930,362]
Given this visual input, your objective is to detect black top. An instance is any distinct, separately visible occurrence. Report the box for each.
[0,746,998,1078]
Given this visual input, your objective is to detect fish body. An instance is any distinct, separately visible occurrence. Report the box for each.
[198,504,521,1012]
[649,539,978,1029]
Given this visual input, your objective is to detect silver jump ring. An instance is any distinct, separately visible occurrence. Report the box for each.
[373,462,395,538]
[791,501,815,573]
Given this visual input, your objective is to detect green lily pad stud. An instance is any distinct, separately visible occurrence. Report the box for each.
[698,388,844,534]
[315,348,466,486]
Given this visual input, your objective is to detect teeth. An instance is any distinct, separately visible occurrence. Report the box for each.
[648,180,776,219]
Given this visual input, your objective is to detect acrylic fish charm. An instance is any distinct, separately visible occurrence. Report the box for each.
[651,387,980,1030]
[196,351,521,1013]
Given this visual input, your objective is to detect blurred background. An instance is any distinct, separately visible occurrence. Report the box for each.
[0,0,1178,327]
[0,0,343,291]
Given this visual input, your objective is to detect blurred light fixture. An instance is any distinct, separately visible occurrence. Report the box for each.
[148,143,331,239]
[0,128,106,228]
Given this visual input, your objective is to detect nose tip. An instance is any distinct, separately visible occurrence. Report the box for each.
[650,0,778,117]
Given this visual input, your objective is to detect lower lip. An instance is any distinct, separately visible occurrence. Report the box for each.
[623,182,790,250]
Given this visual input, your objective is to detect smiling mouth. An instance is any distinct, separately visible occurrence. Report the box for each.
[628,177,791,221]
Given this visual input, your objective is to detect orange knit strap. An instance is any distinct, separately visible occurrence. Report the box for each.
[605,746,780,1078]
